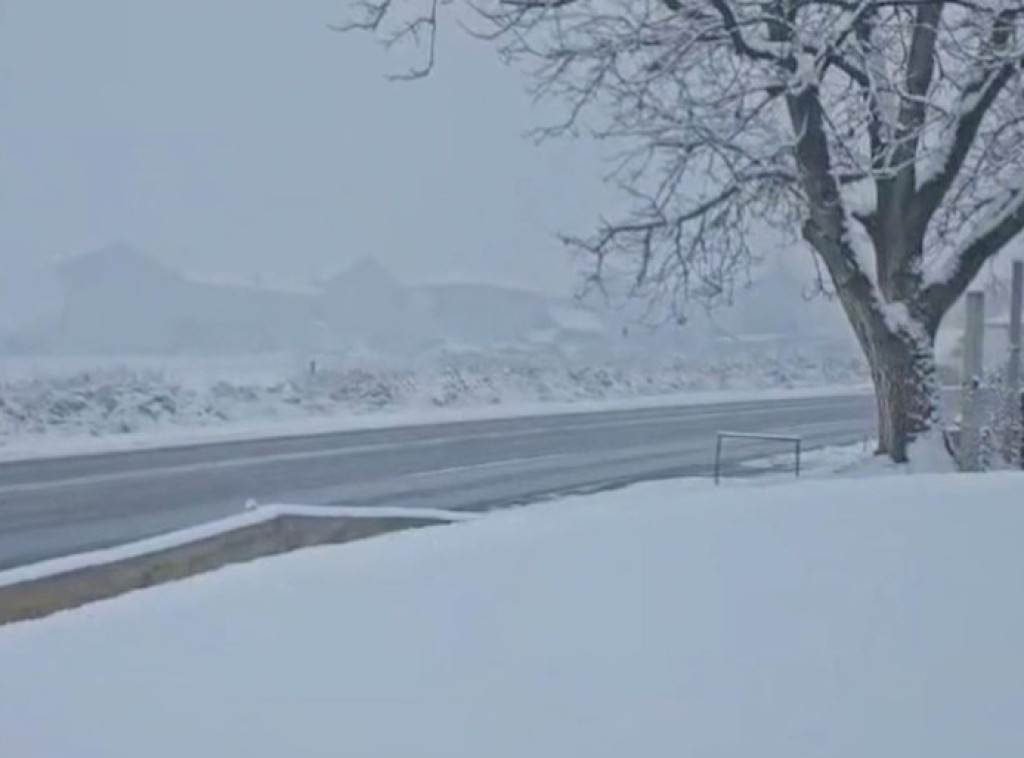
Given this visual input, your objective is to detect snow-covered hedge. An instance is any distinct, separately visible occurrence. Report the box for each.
[0,353,867,441]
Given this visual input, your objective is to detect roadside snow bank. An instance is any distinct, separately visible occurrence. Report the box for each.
[1,472,1020,757]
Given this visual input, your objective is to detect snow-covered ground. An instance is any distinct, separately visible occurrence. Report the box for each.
[0,351,867,460]
[0,470,1020,757]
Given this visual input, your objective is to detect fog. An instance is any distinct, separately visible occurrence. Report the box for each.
[0,0,621,327]
[0,0,860,359]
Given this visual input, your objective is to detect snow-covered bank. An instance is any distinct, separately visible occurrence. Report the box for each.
[0,352,867,460]
[1,472,1020,757]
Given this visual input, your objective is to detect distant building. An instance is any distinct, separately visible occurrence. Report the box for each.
[8,243,863,360]
[52,242,317,354]
[19,244,619,358]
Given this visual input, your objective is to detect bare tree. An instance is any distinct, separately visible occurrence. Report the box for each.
[342,0,1024,462]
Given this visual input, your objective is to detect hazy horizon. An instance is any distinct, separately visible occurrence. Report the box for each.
[0,0,623,329]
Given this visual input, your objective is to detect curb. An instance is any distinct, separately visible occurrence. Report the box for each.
[0,512,454,627]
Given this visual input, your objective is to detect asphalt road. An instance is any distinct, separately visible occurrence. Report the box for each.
[0,392,876,570]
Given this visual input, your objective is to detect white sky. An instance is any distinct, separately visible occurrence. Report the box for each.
[0,0,615,326]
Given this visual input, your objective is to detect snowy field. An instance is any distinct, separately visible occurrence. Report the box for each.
[0,351,867,458]
[0,469,1020,757]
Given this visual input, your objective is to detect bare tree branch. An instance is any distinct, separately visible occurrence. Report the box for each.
[914,10,1024,225]
[330,0,442,79]
[924,182,1024,318]
[888,0,943,202]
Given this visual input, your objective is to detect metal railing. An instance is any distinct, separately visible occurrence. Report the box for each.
[714,432,802,485]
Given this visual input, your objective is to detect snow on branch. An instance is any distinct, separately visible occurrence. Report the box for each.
[914,9,1024,221]
[924,179,1024,312]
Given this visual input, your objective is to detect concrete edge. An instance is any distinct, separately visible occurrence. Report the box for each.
[0,513,455,628]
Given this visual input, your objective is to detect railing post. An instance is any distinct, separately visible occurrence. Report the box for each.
[960,291,985,471]
[1007,261,1023,465]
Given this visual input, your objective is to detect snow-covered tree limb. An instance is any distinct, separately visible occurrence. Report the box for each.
[913,9,1024,226]
[924,180,1024,316]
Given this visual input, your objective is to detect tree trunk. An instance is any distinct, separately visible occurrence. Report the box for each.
[864,324,939,463]
[798,167,945,465]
